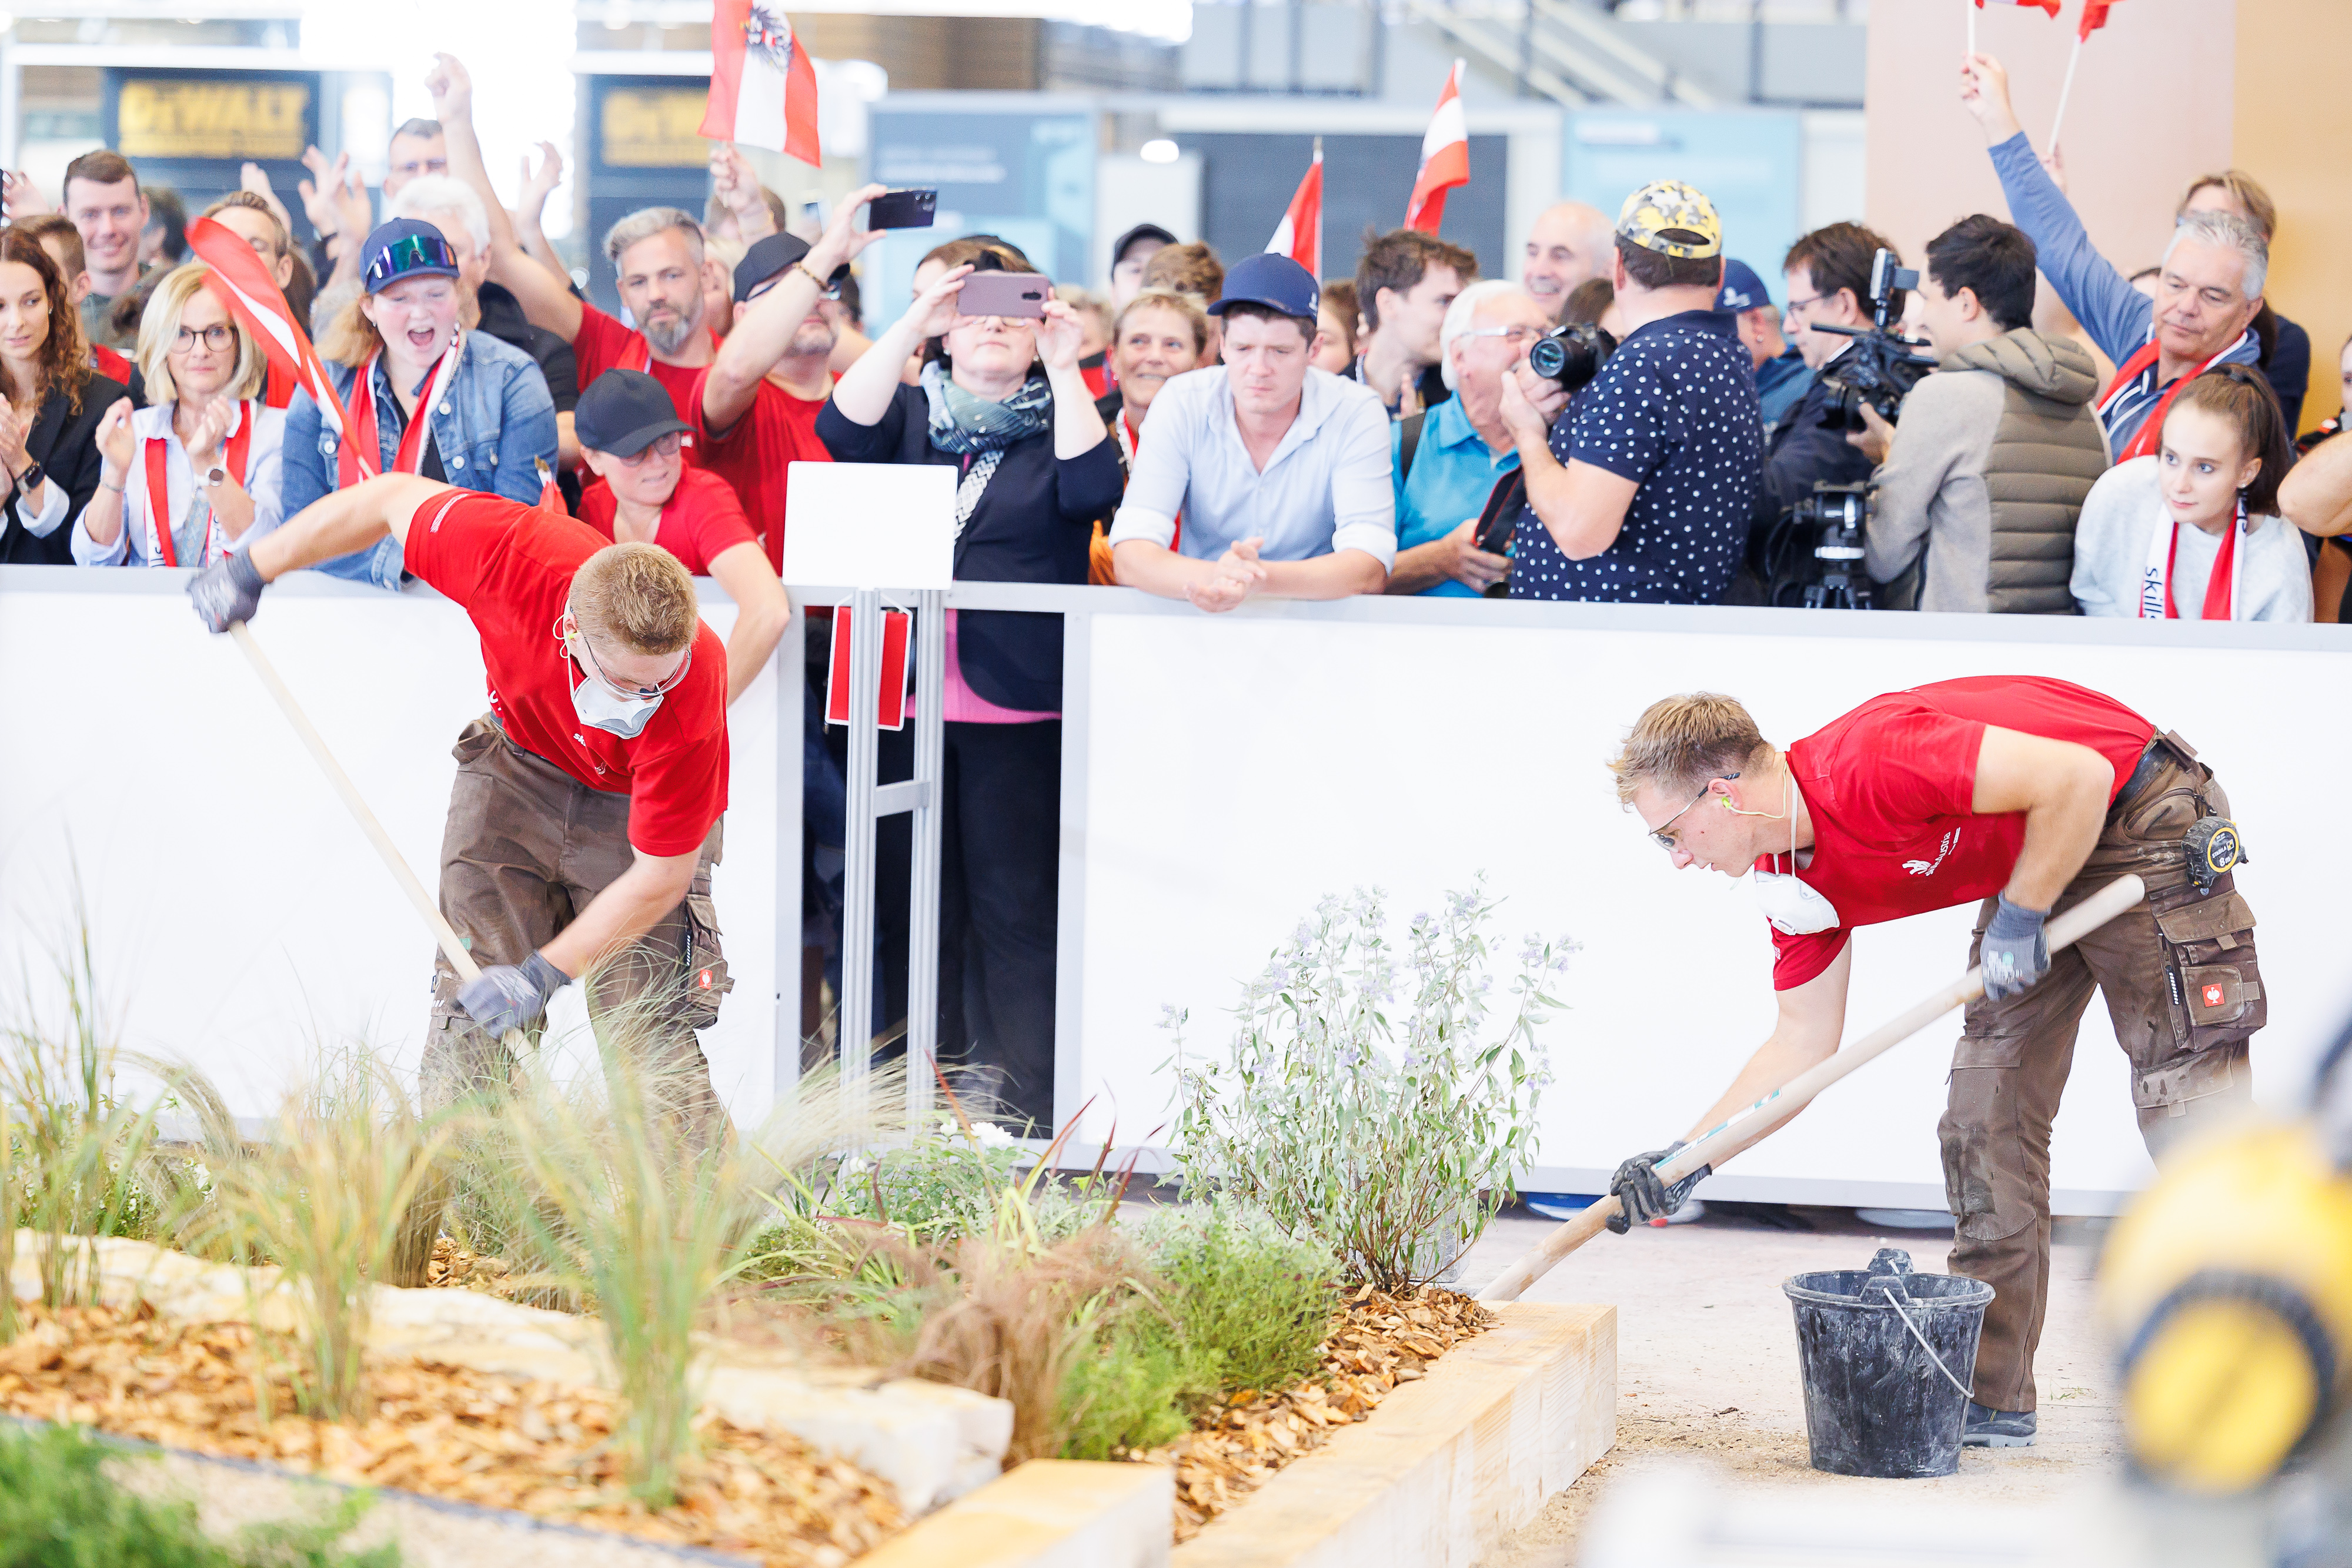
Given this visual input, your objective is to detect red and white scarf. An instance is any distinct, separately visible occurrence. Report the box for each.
[338,330,463,490]
[2140,493,2246,621]
[145,402,256,569]
[2097,330,2251,464]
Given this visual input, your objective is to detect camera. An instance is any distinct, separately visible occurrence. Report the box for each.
[1527,321,1616,392]
[1765,480,1878,610]
[1813,249,1937,432]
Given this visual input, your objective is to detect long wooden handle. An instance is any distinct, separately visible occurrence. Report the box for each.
[231,621,483,986]
[1477,874,2147,1303]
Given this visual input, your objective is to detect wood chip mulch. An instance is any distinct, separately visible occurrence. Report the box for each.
[0,1301,905,1568]
[1147,1283,1496,1543]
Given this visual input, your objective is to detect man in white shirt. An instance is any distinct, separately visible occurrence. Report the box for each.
[1109,253,1396,612]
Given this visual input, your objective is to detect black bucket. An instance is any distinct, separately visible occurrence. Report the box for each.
[1782,1248,1994,1478]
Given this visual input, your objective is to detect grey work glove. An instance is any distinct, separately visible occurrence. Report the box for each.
[1979,895,2051,1002]
[1608,1140,1710,1234]
[455,952,570,1035]
[188,547,266,633]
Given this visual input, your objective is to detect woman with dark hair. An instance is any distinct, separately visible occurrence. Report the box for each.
[0,230,128,564]
[2072,365,2308,621]
[817,239,1121,1126]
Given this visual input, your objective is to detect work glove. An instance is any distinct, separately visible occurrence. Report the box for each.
[455,952,570,1035]
[1979,895,2050,1002]
[188,547,266,633]
[1607,1140,1710,1234]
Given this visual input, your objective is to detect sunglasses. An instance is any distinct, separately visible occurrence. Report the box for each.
[364,232,459,293]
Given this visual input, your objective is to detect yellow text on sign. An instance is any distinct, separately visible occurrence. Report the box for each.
[602,88,712,168]
[117,81,310,161]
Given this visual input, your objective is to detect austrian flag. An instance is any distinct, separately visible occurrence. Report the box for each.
[1403,59,1469,235]
[701,1,821,166]
[1266,146,1323,279]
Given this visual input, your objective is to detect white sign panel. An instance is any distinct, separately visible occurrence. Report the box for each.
[780,462,955,591]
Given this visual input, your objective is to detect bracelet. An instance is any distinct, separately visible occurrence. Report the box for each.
[791,260,827,290]
[101,478,125,494]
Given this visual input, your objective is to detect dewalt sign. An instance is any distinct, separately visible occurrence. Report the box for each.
[116,79,311,161]
[600,86,710,169]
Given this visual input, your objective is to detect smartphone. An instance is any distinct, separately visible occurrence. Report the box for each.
[866,188,937,230]
[957,271,1048,320]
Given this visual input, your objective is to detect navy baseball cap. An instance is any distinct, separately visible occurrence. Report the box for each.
[1209,253,1319,323]
[1716,258,1773,315]
[575,369,693,457]
[360,218,460,293]
[734,231,812,302]
[1111,222,1177,267]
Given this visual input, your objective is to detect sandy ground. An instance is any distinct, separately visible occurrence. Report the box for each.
[1456,1203,2125,1567]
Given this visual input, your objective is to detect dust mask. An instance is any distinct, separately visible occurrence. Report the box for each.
[1743,777,1842,936]
[570,671,662,738]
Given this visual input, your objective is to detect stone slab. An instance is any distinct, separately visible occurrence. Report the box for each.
[857,1459,1176,1568]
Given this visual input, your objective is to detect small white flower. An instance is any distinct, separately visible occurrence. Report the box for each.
[970,1121,1017,1149]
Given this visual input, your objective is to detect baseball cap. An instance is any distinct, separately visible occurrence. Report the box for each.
[359,218,460,293]
[1716,258,1772,314]
[575,369,694,457]
[1617,180,1723,260]
[1111,222,1177,268]
[1208,252,1319,322]
[734,231,812,302]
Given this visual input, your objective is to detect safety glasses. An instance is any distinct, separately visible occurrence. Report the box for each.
[562,611,694,698]
[1642,774,1737,851]
[363,232,459,293]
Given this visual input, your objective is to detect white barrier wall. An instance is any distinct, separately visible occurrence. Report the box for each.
[1067,599,2352,1213]
[0,569,782,1125]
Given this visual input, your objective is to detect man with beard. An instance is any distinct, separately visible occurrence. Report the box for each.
[693,189,884,569]
[429,55,724,430]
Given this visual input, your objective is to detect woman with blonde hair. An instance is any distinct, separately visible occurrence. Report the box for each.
[76,263,284,566]
[0,228,126,564]
[281,216,555,588]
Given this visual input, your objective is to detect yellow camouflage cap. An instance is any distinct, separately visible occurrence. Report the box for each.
[1616,180,1722,260]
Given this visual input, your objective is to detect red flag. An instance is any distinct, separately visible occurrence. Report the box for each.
[2078,0,2121,39]
[1404,60,1469,235]
[1265,149,1322,279]
[185,217,366,477]
[1974,0,2061,15]
[701,1,821,166]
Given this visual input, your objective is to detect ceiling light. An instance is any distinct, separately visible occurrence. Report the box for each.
[1140,139,1180,165]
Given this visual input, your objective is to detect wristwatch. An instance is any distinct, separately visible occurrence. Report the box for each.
[12,458,43,492]
[199,464,228,490]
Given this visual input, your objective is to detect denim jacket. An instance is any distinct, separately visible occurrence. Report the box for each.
[282,329,557,589]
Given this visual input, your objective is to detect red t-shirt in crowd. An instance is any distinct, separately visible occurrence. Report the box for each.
[402,489,730,858]
[576,464,761,577]
[1765,676,2156,989]
[692,370,831,574]
[572,301,717,439]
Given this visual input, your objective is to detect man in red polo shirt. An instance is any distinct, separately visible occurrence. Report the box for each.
[1603,677,2261,1449]
[187,470,736,1142]
[430,55,720,430]
[691,186,882,569]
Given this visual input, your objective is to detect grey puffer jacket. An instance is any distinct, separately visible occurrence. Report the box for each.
[1863,327,2110,614]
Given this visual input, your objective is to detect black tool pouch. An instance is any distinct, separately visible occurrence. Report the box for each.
[2149,877,2263,1053]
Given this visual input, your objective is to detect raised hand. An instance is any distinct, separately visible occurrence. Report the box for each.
[239,162,298,238]
[904,263,974,341]
[708,142,774,240]
[1,169,51,220]
[1959,52,2023,143]
[1035,298,1087,372]
[425,53,473,124]
[807,182,887,276]
[518,142,564,213]
[93,397,137,481]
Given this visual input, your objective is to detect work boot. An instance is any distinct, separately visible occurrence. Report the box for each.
[1963,1401,2037,1447]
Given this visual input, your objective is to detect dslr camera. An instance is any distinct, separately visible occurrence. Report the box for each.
[1813,249,1937,432]
[1527,321,1616,394]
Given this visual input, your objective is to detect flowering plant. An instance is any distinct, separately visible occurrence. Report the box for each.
[1168,882,1574,1291]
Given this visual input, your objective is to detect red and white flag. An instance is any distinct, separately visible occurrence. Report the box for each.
[185,216,363,474]
[2077,0,2122,39]
[1403,59,1469,235]
[701,1,821,166]
[1265,147,1322,279]
[1973,0,2060,15]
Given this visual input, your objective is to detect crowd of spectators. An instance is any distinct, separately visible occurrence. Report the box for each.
[4,47,2351,1117]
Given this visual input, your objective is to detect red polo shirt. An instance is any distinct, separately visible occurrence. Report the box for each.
[573,301,718,439]
[402,490,730,858]
[693,370,831,574]
[1765,677,2156,989]
[576,464,761,577]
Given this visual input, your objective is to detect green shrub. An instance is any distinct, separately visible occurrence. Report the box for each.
[1058,1317,1194,1460]
[1135,1201,1338,1398]
[0,1422,399,1567]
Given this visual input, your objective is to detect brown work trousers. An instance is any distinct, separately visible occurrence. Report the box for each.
[1941,736,2261,1412]
[424,716,729,1139]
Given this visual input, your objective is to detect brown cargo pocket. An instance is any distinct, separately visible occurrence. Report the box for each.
[1940,1064,2036,1243]
[2153,890,2264,1051]
[675,891,733,1031]
[450,716,501,767]
[2133,1046,2243,1114]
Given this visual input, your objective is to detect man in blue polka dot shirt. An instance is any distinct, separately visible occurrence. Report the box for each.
[1498,179,1763,603]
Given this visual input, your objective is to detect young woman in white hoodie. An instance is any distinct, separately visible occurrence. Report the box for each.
[2072,364,2308,621]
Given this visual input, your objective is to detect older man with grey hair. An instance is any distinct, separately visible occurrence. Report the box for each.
[1523,200,1615,323]
[1387,278,1556,597]
[1963,52,2266,460]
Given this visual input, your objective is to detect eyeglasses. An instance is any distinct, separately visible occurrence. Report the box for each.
[563,612,694,698]
[1641,775,1735,851]
[615,432,686,467]
[171,324,235,354]
[1462,325,1539,345]
[1783,292,1831,316]
[363,232,459,293]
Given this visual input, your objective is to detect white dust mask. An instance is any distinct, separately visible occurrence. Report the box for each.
[570,671,662,738]
[1742,777,1843,936]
